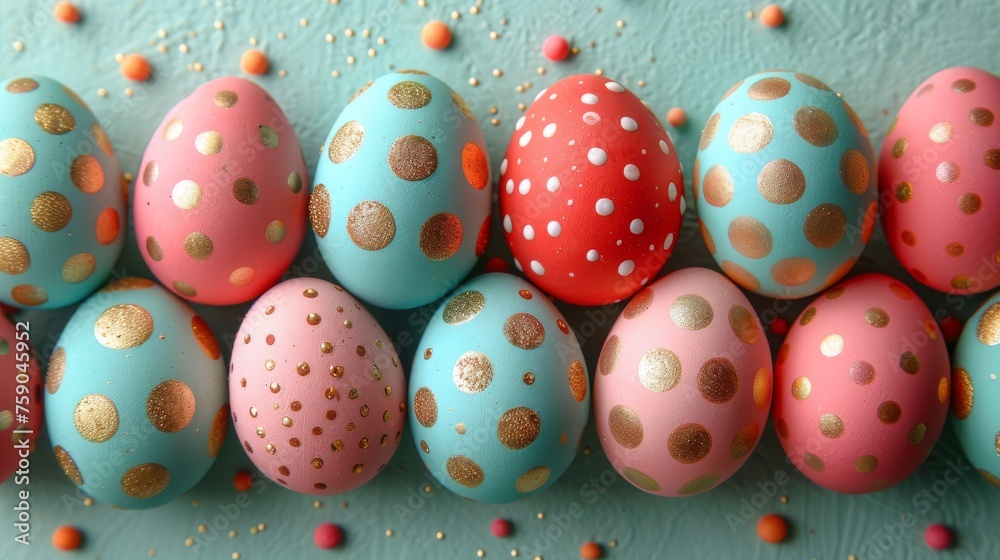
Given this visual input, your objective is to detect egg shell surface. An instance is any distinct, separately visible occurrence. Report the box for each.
[0,313,43,483]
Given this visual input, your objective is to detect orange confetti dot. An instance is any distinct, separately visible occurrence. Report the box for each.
[241,49,269,75]
[233,470,253,492]
[580,541,603,559]
[120,53,151,81]
[53,1,80,23]
[757,513,789,543]
[52,525,83,551]
[421,20,452,50]
[667,107,687,127]
[760,4,785,27]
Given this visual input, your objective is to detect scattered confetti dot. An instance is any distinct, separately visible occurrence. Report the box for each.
[757,514,789,543]
[422,20,452,50]
[53,1,80,23]
[240,49,269,74]
[436,531,445,540]
[385,529,393,537]
[760,4,785,27]
[667,107,687,127]
[491,518,513,537]
[925,524,953,550]
[52,526,83,551]
[542,35,570,61]
[232,471,253,492]
[580,541,603,559]
[314,523,343,549]
[770,317,788,335]
[120,53,151,81]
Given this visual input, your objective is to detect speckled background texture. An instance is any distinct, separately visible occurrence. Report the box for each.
[1,0,999,558]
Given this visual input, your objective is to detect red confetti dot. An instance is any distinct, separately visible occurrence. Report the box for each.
[580,541,603,559]
[542,35,570,61]
[52,525,83,551]
[938,315,963,342]
[760,4,785,27]
[490,518,512,538]
[925,524,953,550]
[666,107,687,127]
[232,470,253,492]
[53,1,80,24]
[485,257,509,273]
[314,522,343,549]
[421,21,452,50]
[757,514,788,543]
[241,49,269,75]
[770,317,788,336]
[120,53,151,81]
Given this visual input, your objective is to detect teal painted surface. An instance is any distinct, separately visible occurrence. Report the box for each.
[1,0,998,558]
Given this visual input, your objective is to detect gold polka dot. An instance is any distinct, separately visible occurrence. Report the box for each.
[862,307,889,328]
[819,413,844,438]
[668,423,712,464]
[46,347,66,394]
[677,473,721,496]
[62,253,95,284]
[840,149,870,194]
[599,335,620,375]
[0,237,30,275]
[387,80,432,109]
[929,122,953,143]
[420,212,463,260]
[803,453,825,471]
[71,154,104,193]
[748,77,791,100]
[171,180,202,210]
[347,200,395,250]
[497,406,541,449]
[891,137,908,159]
[771,257,816,287]
[623,288,654,319]
[699,219,716,254]
[608,405,643,448]
[258,125,278,148]
[450,89,475,120]
[958,193,981,214]
[985,149,1000,169]
[349,80,374,103]
[977,303,1000,345]
[145,236,163,262]
[214,90,238,108]
[753,367,771,410]
[190,315,220,360]
[287,170,303,193]
[504,313,545,350]
[146,380,195,433]
[622,467,660,492]
[95,303,154,350]
[309,183,331,238]
[855,455,878,473]
[698,358,739,403]
[952,367,974,420]
[729,304,759,345]
[34,103,76,134]
[413,387,437,427]
[329,121,364,163]
[951,78,976,93]
[946,242,965,257]
[265,220,286,244]
[184,232,213,260]
[453,351,494,393]
[120,463,170,499]
[54,445,83,485]
[229,267,255,287]
[900,351,920,374]
[938,376,950,405]
[195,131,223,155]
[11,284,47,306]
[728,215,773,259]
[908,423,927,445]
[95,207,120,245]
[722,260,761,292]
[952,275,977,290]
[699,112,720,150]
[895,181,913,202]
[850,360,875,385]
[639,348,681,392]
[791,376,811,400]
[443,290,485,325]
[0,138,35,176]
[758,159,806,204]
[794,106,838,147]
[568,359,587,402]
[74,393,119,442]
[702,165,733,207]
[730,422,759,460]
[803,203,846,248]
[794,72,830,90]
[937,161,960,183]
[5,77,38,93]
[729,112,773,153]
[878,400,901,424]
[798,308,816,327]
[163,118,183,141]
[820,334,844,357]
[91,123,113,156]
[721,80,744,101]
[232,178,258,205]
[389,135,438,181]
[515,466,551,493]
[670,294,714,330]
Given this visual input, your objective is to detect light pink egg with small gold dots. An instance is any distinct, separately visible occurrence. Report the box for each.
[775,273,950,494]
[880,66,1000,294]
[134,77,309,305]
[594,267,772,497]
[229,278,406,495]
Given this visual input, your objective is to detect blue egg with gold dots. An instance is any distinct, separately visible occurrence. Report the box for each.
[694,71,877,299]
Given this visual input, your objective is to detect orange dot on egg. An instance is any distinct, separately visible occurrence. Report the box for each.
[667,107,687,127]
[233,470,253,492]
[421,20,452,50]
[760,4,785,27]
[52,525,83,551]
[120,53,151,81]
[241,49,270,75]
[53,1,80,23]
[757,513,789,543]
[580,541,603,559]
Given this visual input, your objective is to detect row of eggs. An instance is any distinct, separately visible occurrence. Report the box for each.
[2,264,999,508]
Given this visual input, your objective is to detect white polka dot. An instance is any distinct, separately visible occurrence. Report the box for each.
[649,244,655,251]
[667,182,677,201]
[502,214,512,233]
[586,249,599,262]
[605,81,625,92]
[518,179,531,195]
[583,112,601,125]
[624,164,640,181]
[543,123,557,138]
[547,221,562,237]
[630,219,644,234]
[595,198,614,216]
[534,88,548,102]
[588,148,608,165]
[616,240,622,246]
[523,224,535,240]
[640,277,649,286]
[569,272,575,278]
[515,116,526,130]
[620,117,638,131]
[549,93,557,100]
[500,158,508,174]
[618,260,635,276]
[659,139,670,154]
[663,233,674,250]
[513,258,523,271]
[546,176,560,192]
[530,260,545,275]
[519,130,532,147]
[505,179,514,194]
[679,196,687,214]
[567,199,574,206]
[581,93,599,105]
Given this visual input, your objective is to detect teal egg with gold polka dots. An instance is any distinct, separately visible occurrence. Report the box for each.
[694,71,877,299]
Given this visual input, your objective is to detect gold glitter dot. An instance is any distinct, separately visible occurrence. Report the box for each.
[347,200,395,250]
[639,348,681,392]
[146,379,195,433]
[259,125,278,148]
[608,404,643,448]
[758,158,805,204]
[497,406,541,449]
[622,466,660,492]
[791,376,811,400]
[503,313,545,350]
[442,290,485,325]
[515,466,551,493]
[728,215,773,259]
[453,351,494,393]
[908,423,927,445]
[952,367,974,419]
[74,394,119,442]
[71,154,104,193]
[446,455,484,487]
[194,131,223,155]
[54,445,83,485]
[413,387,438,427]
[728,112,773,153]
[329,121,364,163]
[668,424,712,464]
[34,103,76,134]
[819,413,845,438]
[309,184,331,238]
[698,358,739,403]
[748,77,791,100]
[854,455,877,473]
[420,212,463,260]
[121,463,170,499]
[730,422,759,460]
[388,135,438,181]
[803,453,825,471]
[95,304,154,349]
[670,294,714,330]
[184,232,214,260]
[900,351,920,374]
[387,81,432,109]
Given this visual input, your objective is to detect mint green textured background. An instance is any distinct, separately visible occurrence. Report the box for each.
[2,1,998,558]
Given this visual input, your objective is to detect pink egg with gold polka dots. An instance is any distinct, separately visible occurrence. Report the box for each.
[879,66,1000,294]
[594,267,772,497]
[775,273,950,494]
[134,77,309,305]
[229,278,405,495]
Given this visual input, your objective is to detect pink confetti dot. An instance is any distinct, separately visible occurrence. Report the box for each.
[924,524,952,550]
[314,523,343,549]
[542,35,570,61]
[491,518,512,538]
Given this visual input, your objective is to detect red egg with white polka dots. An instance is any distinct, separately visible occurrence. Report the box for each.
[879,66,1000,294]
[499,75,684,305]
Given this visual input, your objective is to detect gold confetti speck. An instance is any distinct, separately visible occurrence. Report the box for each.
[436,531,445,540]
